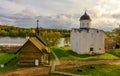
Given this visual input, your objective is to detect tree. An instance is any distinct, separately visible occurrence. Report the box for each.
[41,30,62,46]
[113,28,120,45]
[64,37,70,46]
[115,28,120,45]
[9,30,18,37]
[0,29,8,36]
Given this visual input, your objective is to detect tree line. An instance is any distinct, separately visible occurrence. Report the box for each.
[0,25,35,37]
[0,25,70,37]
[0,25,70,46]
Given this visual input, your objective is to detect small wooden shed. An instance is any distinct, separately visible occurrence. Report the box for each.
[16,36,51,66]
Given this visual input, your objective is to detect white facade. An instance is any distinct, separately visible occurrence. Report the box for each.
[70,12,105,54]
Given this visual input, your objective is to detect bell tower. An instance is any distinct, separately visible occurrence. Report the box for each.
[79,12,91,29]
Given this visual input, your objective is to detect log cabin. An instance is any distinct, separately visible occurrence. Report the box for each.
[16,36,51,66]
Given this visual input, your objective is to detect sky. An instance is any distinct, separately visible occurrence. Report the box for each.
[0,0,120,31]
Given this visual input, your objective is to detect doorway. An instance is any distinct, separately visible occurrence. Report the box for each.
[35,59,39,66]
[89,48,95,55]
[90,48,93,51]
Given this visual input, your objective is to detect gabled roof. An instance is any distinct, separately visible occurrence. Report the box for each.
[29,37,50,53]
[15,37,50,54]
[35,35,47,46]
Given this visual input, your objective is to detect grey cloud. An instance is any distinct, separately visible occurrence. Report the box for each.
[8,0,26,3]
[112,13,120,19]
[35,15,79,29]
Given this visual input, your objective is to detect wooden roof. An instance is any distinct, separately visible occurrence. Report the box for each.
[15,36,50,54]
[29,37,50,53]
[35,35,47,46]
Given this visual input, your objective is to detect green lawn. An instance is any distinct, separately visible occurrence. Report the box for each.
[62,64,120,76]
[0,53,19,72]
[0,53,16,64]
[50,46,120,60]
[0,46,120,73]
[106,49,120,57]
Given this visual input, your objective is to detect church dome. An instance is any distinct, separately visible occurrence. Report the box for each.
[80,12,91,20]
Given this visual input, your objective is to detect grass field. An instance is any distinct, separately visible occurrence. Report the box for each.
[0,53,19,72]
[106,49,120,57]
[50,46,120,60]
[0,46,120,72]
[62,64,120,76]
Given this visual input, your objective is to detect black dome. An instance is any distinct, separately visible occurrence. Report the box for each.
[80,12,91,20]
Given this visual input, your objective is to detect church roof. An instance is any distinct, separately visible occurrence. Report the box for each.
[80,12,91,20]
[29,37,50,53]
[15,37,50,54]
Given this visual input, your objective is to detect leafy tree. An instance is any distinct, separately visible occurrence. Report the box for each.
[113,28,120,45]
[9,30,18,37]
[0,29,8,36]
[41,30,62,46]
[64,37,70,46]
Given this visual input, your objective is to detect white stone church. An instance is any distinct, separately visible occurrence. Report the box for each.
[70,12,105,54]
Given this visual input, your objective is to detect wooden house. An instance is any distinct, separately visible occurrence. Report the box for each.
[16,36,51,66]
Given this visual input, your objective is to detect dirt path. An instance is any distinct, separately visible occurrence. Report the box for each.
[53,71,81,76]
[50,50,60,72]
[56,60,120,70]
[1,60,120,76]
[0,66,50,76]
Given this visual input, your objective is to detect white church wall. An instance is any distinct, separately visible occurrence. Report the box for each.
[96,31,105,54]
[79,30,89,54]
[70,29,77,53]
[70,29,105,54]
[70,30,74,52]
[94,30,99,53]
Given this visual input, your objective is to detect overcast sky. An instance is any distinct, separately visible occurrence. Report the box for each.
[0,0,120,31]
